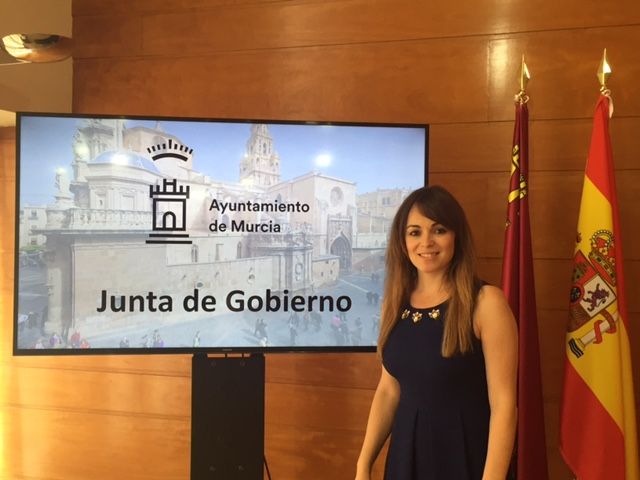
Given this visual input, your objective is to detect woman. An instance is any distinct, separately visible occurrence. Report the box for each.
[355,186,517,480]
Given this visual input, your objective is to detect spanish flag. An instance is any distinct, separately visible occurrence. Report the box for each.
[560,94,639,479]
[502,100,549,480]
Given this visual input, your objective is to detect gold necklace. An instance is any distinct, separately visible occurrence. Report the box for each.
[401,307,441,323]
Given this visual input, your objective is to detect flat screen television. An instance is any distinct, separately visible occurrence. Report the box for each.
[14,113,428,354]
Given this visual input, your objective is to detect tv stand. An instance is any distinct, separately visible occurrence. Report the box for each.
[190,353,265,479]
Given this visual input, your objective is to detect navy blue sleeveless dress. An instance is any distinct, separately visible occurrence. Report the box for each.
[382,301,490,479]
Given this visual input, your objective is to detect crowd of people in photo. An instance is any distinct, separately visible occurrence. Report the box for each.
[251,309,380,348]
[31,330,91,350]
[251,268,383,348]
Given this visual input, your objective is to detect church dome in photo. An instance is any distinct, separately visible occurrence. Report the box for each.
[91,150,160,174]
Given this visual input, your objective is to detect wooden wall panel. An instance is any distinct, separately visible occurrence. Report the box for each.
[265,423,388,480]
[74,36,491,123]
[73,15,143,58]
[73,0,292,17]
[266,382,374,431]
[0,128,15,318]
[0,178,14,260]
[0,127,15,176]
[4,365,191,416]
[266,352,380,389]
[2,406,190,480]
[72,0,640,58]
[1,1,639,479]
[3,365,373,432]
[73,26,640,123]
[430,117,640,172]
[7,353,192,376]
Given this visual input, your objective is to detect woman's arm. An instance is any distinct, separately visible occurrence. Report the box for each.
[355,365,401,480]
[475,285,518,480]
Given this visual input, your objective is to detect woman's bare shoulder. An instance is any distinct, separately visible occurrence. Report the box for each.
[474,284,516,336]
[477,284,508,305]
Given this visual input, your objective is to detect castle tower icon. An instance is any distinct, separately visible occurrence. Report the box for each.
[146,179,192,244]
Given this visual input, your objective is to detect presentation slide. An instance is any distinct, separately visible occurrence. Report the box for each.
[15,114,427,353]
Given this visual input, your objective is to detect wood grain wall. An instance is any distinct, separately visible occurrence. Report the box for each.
[2,0,640,478]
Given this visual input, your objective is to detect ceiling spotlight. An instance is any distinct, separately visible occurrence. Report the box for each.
[0,33,72,64]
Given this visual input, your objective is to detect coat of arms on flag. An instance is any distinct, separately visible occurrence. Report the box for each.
[568,229,619,358]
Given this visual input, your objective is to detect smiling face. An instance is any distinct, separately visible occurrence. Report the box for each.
[405,205,456,276]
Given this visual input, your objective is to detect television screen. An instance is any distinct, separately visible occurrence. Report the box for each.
[14,113,428,354]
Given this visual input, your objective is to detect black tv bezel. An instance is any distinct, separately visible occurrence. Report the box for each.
[13,111,429,356]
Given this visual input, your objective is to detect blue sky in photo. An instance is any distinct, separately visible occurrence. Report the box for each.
[19,115,427,205]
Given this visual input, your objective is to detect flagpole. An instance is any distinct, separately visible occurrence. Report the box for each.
[515,55,530,104]
[597,48,614,118]
[598,48,611,94]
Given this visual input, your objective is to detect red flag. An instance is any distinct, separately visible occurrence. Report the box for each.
[502,100,549,479]
[560,95,639,480]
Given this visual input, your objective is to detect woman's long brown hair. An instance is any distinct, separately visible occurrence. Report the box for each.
[377,185,479,358]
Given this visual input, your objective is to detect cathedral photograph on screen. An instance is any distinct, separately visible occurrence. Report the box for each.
[16,115,425,351]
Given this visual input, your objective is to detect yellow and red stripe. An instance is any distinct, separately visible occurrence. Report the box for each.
[560,95,639,480]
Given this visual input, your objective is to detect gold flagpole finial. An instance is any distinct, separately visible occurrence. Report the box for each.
[597,48,612,95]
[515,55,530,104]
